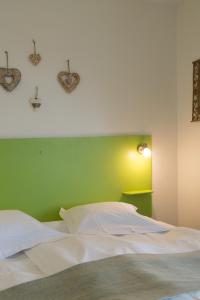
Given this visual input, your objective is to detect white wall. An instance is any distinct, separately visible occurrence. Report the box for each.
[0,0,178,224]
[177,0,200,228]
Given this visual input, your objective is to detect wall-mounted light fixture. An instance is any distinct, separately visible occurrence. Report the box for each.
[137,143,151,158]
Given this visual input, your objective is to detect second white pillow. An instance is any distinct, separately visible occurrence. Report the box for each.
[60,202,168,234]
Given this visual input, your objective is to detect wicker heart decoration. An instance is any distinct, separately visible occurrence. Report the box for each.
[57,71,80,93]
[57,60,80,93]
[29,40,41,66]
[29,53,41,66]
[0,68,21,92]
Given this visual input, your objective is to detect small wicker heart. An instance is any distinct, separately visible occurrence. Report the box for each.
[0,68,21,92]
[29,53,41,66]
[57,71,80,93]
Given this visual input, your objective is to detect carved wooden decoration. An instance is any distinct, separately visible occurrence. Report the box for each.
[0,51,21,92]
[29,40,41,66]
[192,59,200,122]
[57,60,80,93]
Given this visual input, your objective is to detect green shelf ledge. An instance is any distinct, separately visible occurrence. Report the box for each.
[122,189,153,196]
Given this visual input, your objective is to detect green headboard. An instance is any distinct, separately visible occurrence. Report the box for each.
[0,135,152,221]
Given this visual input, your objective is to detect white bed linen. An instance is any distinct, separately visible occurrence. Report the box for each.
[26,226,200,276]
[0,221,65,292]
[44,220,69,233]
[60,205,168,234]
[2,221,200,295]
[0,253,44,291]
[0,211,67,260]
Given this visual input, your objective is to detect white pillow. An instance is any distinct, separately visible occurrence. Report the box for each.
[59,202,168,234]
[0,210,67,260]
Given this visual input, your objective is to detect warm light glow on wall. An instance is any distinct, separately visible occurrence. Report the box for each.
[128,151,136,160]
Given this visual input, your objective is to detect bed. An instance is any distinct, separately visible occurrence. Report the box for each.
[0,136,200,299]
[1,213,200,300]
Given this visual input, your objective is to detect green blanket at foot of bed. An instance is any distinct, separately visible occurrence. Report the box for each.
[1,251,200,300]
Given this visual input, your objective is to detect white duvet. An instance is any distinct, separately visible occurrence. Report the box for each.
[2,221,200,295]
[0,253,43,291]
[25,226,200,276]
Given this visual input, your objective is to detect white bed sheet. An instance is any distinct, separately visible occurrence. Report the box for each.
[26,226,200,276]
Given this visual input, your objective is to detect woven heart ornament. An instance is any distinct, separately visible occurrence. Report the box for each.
[57,60,80,93]
[29,40,41,66]
[57,71,80,93]
[0,68,21,92]
[0,51,21,92]
[29,53,41,66]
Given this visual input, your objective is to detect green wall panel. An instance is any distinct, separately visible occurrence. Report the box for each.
[121,194,152,217]
[0,135,152,221]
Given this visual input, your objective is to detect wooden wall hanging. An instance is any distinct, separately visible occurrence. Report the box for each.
[192,59,200,122]
[57,59,80,93]
[29,40,41,66]
[0,51,21,92]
